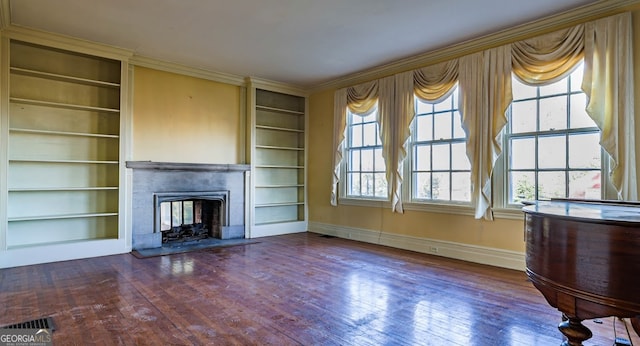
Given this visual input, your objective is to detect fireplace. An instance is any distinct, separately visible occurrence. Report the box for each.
[155,191,228,244]
[126,161,250,250]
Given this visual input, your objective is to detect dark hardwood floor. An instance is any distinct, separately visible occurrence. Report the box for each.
[1,233,637,345]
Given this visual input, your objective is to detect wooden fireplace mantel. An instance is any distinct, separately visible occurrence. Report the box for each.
[126,161,250,172]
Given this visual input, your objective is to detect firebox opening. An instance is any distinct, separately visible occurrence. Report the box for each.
[159,199,223,244]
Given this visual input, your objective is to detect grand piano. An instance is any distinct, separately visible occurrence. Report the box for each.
[523,199,640,346]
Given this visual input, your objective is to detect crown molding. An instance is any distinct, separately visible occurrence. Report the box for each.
[245,76,308,96]
[2,24,133,60]
[310,0,640,94]
[130,55,245,87]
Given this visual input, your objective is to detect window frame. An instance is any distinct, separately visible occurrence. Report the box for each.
[401,87,475,215]
[339,105,391,205]
[493,66,616,219]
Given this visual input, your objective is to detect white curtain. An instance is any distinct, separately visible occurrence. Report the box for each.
[583,13,637,200]
[332,12,636,213]
[458,47,511,220]
[331,77,395,206]
[510,12,636,200]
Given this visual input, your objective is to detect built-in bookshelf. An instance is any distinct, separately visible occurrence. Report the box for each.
[6,40,121,248]
[248,82,307,237]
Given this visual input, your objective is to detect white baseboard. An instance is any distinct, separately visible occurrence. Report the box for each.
[308,221,525,271]
[250,221,308,238]
[0,239,131,269]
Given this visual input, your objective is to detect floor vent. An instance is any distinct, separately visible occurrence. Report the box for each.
[1,317,55,331]
[319,234,336,238]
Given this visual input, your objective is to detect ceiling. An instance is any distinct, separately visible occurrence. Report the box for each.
[8,0,601,88]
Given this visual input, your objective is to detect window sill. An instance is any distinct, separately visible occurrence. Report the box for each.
[402,202,475,216]
[491,207,526,220]
[338,197,391,209]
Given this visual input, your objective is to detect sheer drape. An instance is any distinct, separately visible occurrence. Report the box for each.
[459,47,511,220]
[583,13,637,199]
[511,12,636,200]
[332,12,635,213]
[394,61,459,213]
[331,77,395,206]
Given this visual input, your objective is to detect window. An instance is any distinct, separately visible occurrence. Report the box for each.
[410,87,471,203]
[506,63,601,205]
[345,107,388,199]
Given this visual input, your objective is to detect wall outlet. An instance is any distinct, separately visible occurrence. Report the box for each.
[430,246,438,253]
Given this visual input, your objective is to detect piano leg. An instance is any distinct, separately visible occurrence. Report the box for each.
[558,314,593,346]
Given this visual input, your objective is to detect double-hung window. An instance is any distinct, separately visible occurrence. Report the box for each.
[410,87,471,203]
[505,62,602,205]
[345,106,388,199]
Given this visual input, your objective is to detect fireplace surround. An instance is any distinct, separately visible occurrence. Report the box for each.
[126,161,250,250]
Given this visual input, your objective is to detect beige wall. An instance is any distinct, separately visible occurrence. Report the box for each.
[306,9,640,254]
[132,66,242,164]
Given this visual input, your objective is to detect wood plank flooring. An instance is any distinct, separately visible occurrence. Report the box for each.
[1,233,637,345]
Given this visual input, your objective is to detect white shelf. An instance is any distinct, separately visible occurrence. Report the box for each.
[256,184,304,188]
[9,187,118,192]
[256,105,304,115]
[10,97,120,113]
[256,145,304,151]
[10,128,119,139]
[255,125,303,133]
[8,212,119,222]
[10,67,120,88]
[255,165,304,169]
[9,159,119,164]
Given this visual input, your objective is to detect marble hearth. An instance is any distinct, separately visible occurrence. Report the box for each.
[126,161,250,250]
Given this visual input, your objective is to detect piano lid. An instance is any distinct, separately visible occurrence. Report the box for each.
[522,200,640,224]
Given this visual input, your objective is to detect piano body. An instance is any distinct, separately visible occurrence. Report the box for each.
[523,199,640,346]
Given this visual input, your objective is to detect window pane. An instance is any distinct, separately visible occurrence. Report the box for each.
[363,123,377,146]
[361,149,374,171]
[511,101,537,133]
[350,124,362,147]
[350,112,363,124]
[416,99,433,114]
[361,110,376,123]
[374,173,388,198]
[512,77,537,100]
[451,172,471,202]
[414,172,431,199]
[374,148,385,171]
[510,138,535,169]
[362,173,374,196]
[415,115,433,141]
[349,150,361,171]
[434,112,452,140]
[539,96,567,131]
[538,136,566,169]
[451,142,470,170]
[434,93,454,112]
[414,145,431,171]
[348,173,360,196]
[432,144,450,170]
[538,171,566,199]
[569,93,595,129]
[568,133,600,169]
[539,79,567,97]
[509,171,535,203]
[569,171,601,199]
[453,111,465,139]
[432,172,450,200]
